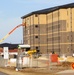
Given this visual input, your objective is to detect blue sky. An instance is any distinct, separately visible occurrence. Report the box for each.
[0,0,74,44]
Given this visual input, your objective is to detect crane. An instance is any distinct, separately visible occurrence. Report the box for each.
[0,23,26,43]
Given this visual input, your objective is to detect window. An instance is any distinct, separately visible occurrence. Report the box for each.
[36,47,40,52]
[36,47,38,49]
[35,25,38,28]
[35,36,38,38]
[35,14,38,17]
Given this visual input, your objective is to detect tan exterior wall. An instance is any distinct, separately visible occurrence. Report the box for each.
[34,14,38,25]
[22,7,74,56]
[38,14,46,24]
[53,10,59,22]
[72,8,74,31]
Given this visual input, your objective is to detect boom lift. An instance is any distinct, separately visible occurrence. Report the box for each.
[0,23,25,43]
[0,23,38,56]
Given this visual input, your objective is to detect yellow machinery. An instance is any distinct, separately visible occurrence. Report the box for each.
[27,50,36,55]
[18,45,37,56]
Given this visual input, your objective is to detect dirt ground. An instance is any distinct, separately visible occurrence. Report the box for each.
[0,61,73,75]
[0,67,57,75]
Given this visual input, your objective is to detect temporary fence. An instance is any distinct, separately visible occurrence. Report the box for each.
[0,56,8,67]
[0,54,73,72]
[16,53,73,71]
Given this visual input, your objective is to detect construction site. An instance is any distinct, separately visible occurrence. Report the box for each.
[0,2,74,75]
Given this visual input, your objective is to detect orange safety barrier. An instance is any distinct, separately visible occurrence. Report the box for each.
[50,54,58,62]
[71,63,74,69]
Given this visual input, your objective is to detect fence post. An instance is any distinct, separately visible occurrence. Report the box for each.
[30,55,32,67]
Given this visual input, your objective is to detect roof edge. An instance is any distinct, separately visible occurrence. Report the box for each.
[21,3,74,19]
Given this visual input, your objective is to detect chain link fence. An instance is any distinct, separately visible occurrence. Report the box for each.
[0,53,73,72]
[16,53,73,71]
[0,56,8,67]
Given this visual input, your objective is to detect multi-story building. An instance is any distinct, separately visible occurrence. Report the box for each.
[21,3,74,56]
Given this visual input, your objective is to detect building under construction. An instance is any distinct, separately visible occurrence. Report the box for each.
[21,3,74,56]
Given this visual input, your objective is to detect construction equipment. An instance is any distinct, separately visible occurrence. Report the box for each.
[18,44,37,56]
[27,50,36,55]
[0,23,25,43]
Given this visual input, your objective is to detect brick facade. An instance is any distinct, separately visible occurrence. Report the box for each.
[21,3,74,56]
